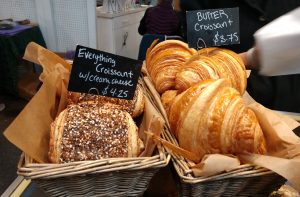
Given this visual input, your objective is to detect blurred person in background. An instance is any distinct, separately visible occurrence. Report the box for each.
[178,0,300,112]
[138,0,180,36]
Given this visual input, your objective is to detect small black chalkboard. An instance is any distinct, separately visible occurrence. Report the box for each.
[186,7,240,49]
[68,45,142,100]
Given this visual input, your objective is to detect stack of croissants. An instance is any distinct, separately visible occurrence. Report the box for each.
[48,86,145,163]
[146,40,266,159]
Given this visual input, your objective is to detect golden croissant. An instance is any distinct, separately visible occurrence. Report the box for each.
[161,90,178,115]
[175,48,247,94]
[146,40,196,93]
[167,79,266,158]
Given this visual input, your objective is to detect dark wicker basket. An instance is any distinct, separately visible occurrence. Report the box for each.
[176,168,285,197]
[34,168,159,197]
[18,143,170,197]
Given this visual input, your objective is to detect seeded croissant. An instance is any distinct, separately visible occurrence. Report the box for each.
[167,79,266,158]
[49,103,144,163]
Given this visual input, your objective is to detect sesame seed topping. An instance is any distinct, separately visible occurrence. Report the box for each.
[60,103,129,163]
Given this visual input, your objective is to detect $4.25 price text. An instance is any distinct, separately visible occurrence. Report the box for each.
[100,85,129,99]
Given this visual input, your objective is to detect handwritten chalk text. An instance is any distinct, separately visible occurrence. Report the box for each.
[194,19,233,31]
[197,10,228,21]
[78,71,134,87]
[95,64,133,78]
[78,48,116,67]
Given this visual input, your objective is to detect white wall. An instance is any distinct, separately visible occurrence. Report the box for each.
[0,0,97,52]
[0,0,37,22]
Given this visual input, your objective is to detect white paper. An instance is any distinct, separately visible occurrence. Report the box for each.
[254,7,300,76]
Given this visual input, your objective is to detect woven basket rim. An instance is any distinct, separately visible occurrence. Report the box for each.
[18,143,170,180]
[172,158,278,184]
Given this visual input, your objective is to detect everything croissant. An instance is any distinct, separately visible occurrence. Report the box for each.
[165,79,266,158]
[49,103,144,163]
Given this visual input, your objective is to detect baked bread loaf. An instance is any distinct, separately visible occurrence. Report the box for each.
[67,85,145,118]
[175,48,247,94]
[49,103,144,163]
[168,79,266,158]
[145,40,197,93]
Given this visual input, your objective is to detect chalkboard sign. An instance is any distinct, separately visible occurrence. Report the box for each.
[186,7,240,49]
[68,45,142,100]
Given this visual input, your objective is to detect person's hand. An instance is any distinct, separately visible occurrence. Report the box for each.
[239,47,260,70]
[239,51,250,68]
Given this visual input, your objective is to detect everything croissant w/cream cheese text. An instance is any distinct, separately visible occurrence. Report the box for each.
[68,45,142,99]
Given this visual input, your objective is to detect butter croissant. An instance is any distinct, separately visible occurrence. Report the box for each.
[168,79,266,158]
[175,48,247,94]
[67,85,145,118]
[49,103,144,163]
[146,40,196,93]
[161,90,178,115]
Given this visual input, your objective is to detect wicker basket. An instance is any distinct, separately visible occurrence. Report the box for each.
[159,110,286,197]
[16,77,171,197]
[141,74,287,197]
[178,172,285,197]
[18,141,170,197]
